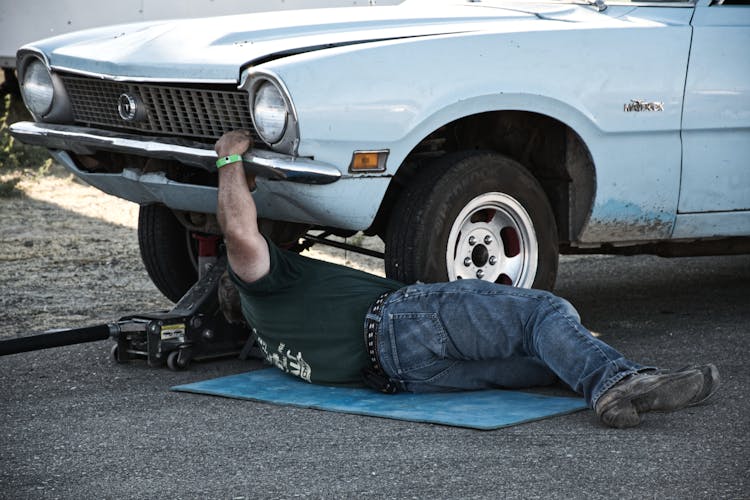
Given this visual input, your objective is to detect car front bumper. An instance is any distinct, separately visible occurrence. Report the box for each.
[9,121,390,229]
[9,121,342,185]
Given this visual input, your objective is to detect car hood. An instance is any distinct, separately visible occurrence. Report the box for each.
[25,1,610,82]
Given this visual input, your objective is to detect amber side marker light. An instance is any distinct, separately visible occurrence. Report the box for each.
[349,150,389,173]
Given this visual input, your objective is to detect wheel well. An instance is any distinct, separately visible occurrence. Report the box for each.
[372,111,595,244]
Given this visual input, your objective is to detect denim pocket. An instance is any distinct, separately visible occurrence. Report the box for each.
[388,312,448,375]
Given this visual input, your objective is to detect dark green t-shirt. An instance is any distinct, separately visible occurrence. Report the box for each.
[229,240,403,386]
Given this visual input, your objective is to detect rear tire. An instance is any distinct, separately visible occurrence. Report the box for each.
[385,151,558,290]
[138,204,198,303]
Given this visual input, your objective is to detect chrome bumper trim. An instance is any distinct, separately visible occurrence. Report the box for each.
[9,121,341,185]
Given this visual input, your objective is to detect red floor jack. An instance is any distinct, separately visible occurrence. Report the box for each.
[0,236,252,370]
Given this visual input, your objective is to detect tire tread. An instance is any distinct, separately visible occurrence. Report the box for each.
[138,204,198,302]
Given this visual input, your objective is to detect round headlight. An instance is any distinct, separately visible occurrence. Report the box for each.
[21,59,54,118]
[253,81,288,144]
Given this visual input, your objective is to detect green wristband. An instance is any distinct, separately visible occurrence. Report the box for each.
[216,154,243,169]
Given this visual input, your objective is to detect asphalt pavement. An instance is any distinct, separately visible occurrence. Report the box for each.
[2,252,748,499]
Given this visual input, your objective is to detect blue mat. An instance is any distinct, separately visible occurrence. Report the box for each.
[172,369,588,430]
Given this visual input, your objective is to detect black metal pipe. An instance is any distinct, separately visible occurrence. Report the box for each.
[302,233,385,259]
[0,324,115,357]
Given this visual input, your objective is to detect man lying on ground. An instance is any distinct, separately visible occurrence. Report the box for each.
[215,130,719,428]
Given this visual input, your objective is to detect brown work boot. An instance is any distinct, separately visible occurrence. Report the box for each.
[653,364,721,407]
[595,364,720,428]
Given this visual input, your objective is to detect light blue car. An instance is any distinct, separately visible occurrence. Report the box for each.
[10,0,750,300]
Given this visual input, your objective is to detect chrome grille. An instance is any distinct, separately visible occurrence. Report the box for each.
[61,75,256,141]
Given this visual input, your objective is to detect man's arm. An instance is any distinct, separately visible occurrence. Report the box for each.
[215,130,270,283]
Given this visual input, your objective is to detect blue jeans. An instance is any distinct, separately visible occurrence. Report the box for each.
[371,280,647,407]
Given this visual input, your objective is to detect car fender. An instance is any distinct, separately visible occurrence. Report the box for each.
[266,8,692,241]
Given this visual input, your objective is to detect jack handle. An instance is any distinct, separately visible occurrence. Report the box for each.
[0,323,120,357]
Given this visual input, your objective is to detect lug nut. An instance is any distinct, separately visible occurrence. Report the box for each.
[484,235,493,245]
[464,257,472,267]
[468,236,476,246]
[489,256,497,265]
[476,269,485,279]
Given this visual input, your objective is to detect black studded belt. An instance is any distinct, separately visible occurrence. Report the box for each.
[362,290,400,394]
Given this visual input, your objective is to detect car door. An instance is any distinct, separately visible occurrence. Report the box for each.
[676,0,750,238]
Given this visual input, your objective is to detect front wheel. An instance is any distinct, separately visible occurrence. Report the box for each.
[138,204,199,303]
[385,151,559,290]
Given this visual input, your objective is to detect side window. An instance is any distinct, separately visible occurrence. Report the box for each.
[714,0,750,5]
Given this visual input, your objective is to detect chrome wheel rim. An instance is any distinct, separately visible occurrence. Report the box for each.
[446,192,538,287]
